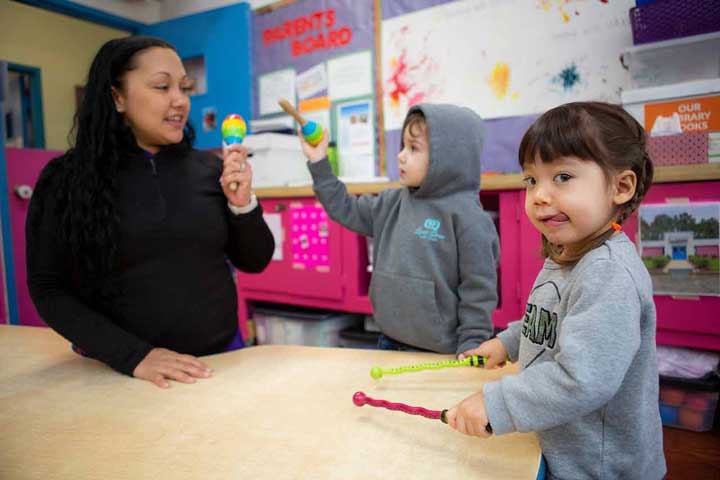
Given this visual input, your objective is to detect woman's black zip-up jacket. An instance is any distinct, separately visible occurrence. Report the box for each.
[26,145,274,375]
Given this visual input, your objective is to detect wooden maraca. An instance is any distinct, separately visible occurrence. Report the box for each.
[221,113,247,192]
[278,98,324,146]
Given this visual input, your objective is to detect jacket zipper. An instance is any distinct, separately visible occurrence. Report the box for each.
[148,157,158,177]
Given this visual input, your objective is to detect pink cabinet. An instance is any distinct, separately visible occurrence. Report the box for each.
[236,191,528,335]
[235,197,372,333]
[511,181,720,351]
[239,182,720,351]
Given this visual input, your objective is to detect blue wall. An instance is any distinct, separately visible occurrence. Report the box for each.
[140,3,252,149]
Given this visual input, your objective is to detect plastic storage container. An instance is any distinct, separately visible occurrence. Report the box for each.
[338,326,380,349]
[252,302,360,347]
[243,133,311,187]
[621,32,720,89]
[629,0,720,45]
[658,373,720,432]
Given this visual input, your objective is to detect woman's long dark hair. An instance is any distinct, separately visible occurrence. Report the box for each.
[518,102,654,266]
[31,36,194,296]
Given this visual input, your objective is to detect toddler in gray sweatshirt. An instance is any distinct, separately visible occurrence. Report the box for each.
[446,102,666,479]
[298,104,499,355]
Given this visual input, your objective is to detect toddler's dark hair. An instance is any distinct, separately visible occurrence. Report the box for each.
[518,101,654,265]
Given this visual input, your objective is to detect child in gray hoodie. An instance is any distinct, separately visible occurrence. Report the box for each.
[298,104,499,356]
[446,102,666,479]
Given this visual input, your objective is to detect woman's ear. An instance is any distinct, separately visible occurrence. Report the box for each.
[111,86,125,113]
[613,169,637,205]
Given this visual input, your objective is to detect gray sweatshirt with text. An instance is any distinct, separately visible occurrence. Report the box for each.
[307,104,499,354]
[485,233,666,479]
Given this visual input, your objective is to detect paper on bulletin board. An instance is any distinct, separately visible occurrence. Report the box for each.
[263,213,284,261]
[296,63,328,100]
[336,98,375,179]
[327,50,373,100]
[259,68,296,116]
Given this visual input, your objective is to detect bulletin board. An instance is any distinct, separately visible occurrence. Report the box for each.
[381,0,635,126]
[252,0,637,178]
[380,0,636,176]
[252,0,380,178]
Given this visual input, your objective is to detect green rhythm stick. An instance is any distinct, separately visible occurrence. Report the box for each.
[370,355,486,379]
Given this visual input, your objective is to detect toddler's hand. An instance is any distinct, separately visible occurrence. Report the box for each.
[298,128,329,163]
[445,390,492,438]
[458,338,508,368]
[133,348,212,388]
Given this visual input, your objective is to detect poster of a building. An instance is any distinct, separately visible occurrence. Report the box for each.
[639,203,720,296]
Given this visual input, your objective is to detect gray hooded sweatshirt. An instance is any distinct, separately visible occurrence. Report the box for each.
[307,104,499,354]
[485,233,666,479]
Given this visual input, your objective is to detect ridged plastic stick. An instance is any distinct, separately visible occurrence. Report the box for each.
[370,355,485,380]
[352,391,493,433]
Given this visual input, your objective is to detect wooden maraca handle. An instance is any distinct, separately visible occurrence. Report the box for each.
[278,98,307,126]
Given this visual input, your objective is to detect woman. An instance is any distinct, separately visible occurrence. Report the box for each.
[26,36,274,388]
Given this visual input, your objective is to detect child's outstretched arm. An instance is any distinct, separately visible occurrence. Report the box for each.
[298,129,379,237]
[454,213,500,355]
[482,259,643,436]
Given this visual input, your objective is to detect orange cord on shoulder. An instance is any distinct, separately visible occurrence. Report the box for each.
[611,222,622,232]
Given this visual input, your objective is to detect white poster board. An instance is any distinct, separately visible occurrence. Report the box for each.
[382,0,634,129]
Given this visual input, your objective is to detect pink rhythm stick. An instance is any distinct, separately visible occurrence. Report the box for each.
[352,391,493,433]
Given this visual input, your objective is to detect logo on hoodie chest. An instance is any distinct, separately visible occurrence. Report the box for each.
[415,218,446,242]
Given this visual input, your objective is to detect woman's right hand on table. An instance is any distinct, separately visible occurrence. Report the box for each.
[133,348,212,388]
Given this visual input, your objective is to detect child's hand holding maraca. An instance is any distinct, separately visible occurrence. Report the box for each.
[458,338,508,368]
[298,127,329,163]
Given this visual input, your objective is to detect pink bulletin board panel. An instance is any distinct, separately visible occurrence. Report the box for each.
[290,202,331,272]
[623,181,720,351]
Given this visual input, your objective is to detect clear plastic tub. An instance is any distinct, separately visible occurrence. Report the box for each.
[658,373,720,432]
[621,32,720,89]
[252,302,360,347]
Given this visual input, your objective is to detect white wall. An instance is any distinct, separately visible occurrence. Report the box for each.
[70,0,276,23]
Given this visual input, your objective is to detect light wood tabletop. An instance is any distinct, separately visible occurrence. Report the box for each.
[0,325,541,479]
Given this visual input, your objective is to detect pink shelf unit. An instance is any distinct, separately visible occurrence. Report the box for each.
[236,191,527,337]
[511,182,720,351]
[235,197,373,337]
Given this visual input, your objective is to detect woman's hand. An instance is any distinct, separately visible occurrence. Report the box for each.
[133,348,212,388]
[298,128,329,163]
[445,390,493,438]
[220,144,253,207]
[458,338,508,368]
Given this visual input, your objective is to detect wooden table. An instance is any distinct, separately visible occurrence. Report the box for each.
[0,325,542,479]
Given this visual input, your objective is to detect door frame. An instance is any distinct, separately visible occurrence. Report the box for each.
[7,63,46,149]
[0,61,19,324]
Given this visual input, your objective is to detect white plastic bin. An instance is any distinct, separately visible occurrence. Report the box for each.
[243,133,311,187]
[621,32,720,89]
[252,303,360,347]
